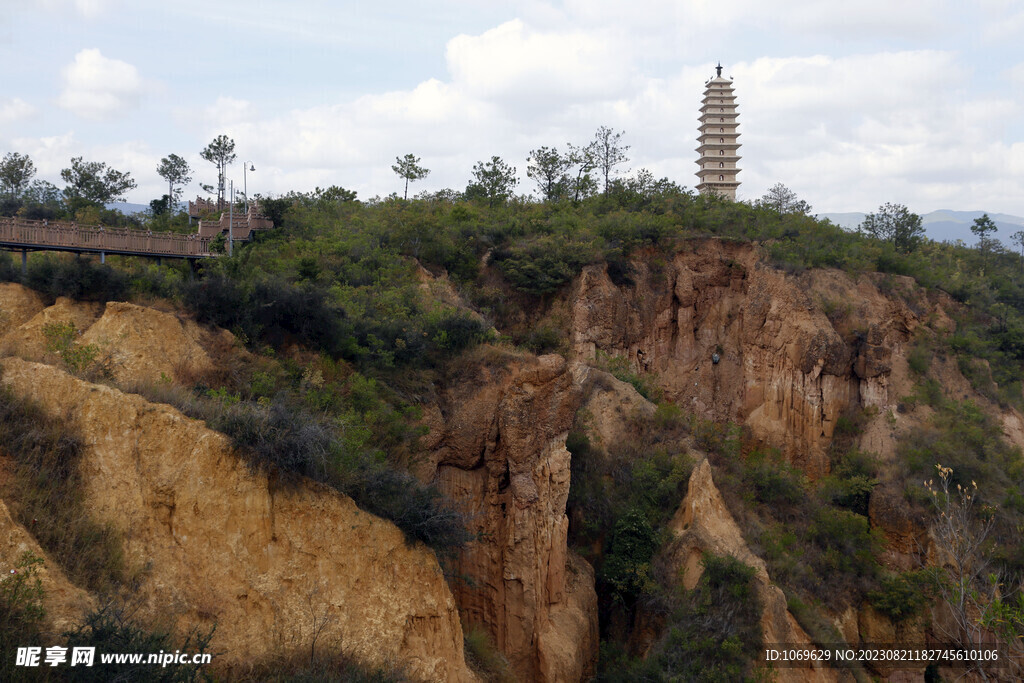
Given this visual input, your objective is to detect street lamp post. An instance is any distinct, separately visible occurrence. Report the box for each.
[243,161,255,212]
[228,180,234,257]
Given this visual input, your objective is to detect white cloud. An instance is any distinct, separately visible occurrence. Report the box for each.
[446,19,632,104]
[57,48,144,120]
[33,0,117,18]
[0,98,35,125]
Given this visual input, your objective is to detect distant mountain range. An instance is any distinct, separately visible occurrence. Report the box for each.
[820,210,1024,245]
[108,202,150,214]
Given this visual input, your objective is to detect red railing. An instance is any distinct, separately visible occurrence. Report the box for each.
[0,218,213,257]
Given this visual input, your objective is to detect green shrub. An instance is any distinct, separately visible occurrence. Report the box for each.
[520,323,563,354]
[25,254,128,302]
[820,449,878,516]
[463,624,514,682]
[62,600,214,682]
[600,509,660,605]
[868,570,932,623]
[43,320,103,375]
[0,552,46,678]
[907,339,931,376]
[740,450,805,508]
[647,554,763,682]
[807,508,881,581]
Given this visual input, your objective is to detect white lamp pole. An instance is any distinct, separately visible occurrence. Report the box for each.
[228,180,234,257]
[243,161,255,212]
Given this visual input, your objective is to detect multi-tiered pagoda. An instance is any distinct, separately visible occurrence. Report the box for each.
[696,63,741,199]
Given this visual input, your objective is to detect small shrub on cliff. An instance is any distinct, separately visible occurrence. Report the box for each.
[240,650,410,683]
[62,599,214,682]
[337,457,473,553]
[463,624,514,682]
[42,320,105,376]
[739,448,805,508]
[0,552,46,678]
[646,553,763,682]
[130,383,470,554]
[806,508,882,589]
[868,569,932,623]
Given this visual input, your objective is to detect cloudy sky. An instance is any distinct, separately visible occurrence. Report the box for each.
[2,0,1023,214]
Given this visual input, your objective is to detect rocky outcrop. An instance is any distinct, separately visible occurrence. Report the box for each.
[578,369,656,451]
[659,459,837,683]
[0,282,45,335]
[425,351,598,681]
[0,295,103,359]
[79,301,214,384]
[571,241,919,476]
[0,358,473,682]
[0,288,214,386]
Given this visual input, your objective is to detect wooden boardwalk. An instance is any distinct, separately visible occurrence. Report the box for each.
[0,217,214,260]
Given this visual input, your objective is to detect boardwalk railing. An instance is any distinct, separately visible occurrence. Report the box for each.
[0,218,213,258]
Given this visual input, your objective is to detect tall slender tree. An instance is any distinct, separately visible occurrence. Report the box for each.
[465,156,518,207]
[156,153,193,211]
[200,135,236,207]
[970,213,998,270]
[526,146,571,201]
[391,154,429,200]
[0,152,36,198]
[591,126,630,195]
[566,143,598,203]
[60,156,137,210]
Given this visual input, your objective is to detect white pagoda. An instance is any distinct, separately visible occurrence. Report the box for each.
[696,63,741,200]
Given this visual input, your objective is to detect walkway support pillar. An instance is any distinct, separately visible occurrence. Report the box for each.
[21,249,27,276]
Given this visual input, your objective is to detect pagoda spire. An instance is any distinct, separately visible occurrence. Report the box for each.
[695,65,741,200]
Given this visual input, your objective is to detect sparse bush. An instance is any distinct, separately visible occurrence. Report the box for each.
[463,624,514,682]
[741,449,805,508]
[213,397,333,481]
[868,569,932,623]
[43,320,103,375]
[907,338,931,376]
[647,554,763,682]
[807,508,881,584]
[0,552,46,678]
[520,322,563,354]
[239,650,411,683]
[130,384,470,555]
[62,599,214,682]
[339,458,472,553]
